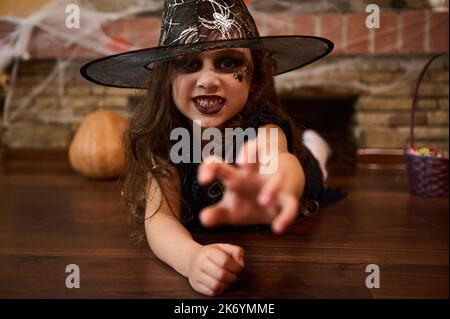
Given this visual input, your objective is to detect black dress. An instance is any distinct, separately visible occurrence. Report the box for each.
[176,105,346,232]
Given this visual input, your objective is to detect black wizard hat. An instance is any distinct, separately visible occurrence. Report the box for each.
[80,0,334,89]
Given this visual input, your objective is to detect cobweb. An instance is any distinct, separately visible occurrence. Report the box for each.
[0,0,163,127]
[0,0,447,129]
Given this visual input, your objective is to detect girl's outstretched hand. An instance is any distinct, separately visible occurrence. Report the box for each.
[197,140,299,234]
[187,243,245,296]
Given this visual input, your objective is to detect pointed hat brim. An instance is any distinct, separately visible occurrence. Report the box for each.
[80,35,333,89]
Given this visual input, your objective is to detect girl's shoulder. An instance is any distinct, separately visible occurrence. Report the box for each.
[246,105,290,129]
[245,105,294,148]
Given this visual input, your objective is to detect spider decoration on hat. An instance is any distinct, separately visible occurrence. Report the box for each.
[162,0,247,45]
[198,0,244,40]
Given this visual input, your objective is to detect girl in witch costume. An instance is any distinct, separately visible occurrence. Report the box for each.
[81,0,346,296]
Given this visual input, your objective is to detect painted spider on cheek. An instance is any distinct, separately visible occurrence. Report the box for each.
[233,63,252,85]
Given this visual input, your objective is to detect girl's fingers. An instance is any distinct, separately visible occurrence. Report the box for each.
[200,202,257,229]
[206,245,243,274]
[236,138,259,172]
[199,204,230,228]
[257,172,283,207]
[215,243,245,268]
[194,283,214,296]
[198,159,239,186]
[272,193,299,234]
[195,277,225,296]
[200,259,238,284]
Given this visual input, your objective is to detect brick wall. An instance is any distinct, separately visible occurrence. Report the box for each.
[13,10,448,59]
[0,9,449,150]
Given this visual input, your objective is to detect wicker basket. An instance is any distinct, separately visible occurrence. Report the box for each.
[405,53,449,197]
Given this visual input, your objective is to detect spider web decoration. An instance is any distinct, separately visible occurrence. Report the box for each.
[0,0,163,127]
[160,0,195,45]
[0,0,447,131]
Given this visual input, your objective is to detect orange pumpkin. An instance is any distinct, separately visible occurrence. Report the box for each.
[69,109,128,179]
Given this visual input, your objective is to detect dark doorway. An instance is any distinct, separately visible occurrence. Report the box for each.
[280,95,358,167]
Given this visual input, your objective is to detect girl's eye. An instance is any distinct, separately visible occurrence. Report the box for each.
[217,58,243,71]
[179,59,202,73]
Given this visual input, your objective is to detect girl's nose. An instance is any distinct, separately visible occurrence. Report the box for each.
[196,69,220,91]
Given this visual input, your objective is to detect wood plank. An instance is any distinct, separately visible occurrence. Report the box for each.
[0,150,448,298]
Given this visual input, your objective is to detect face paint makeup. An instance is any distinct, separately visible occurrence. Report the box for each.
[244,63,252,84]
[233,72,244,82]
[233,63,252,84]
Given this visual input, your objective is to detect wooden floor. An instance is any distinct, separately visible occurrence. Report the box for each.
[0,149,448,299]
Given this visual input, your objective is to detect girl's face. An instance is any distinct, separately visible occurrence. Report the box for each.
[172,48,253,128]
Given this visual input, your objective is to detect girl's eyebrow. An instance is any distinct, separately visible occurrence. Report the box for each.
[212,49,249,60]
[175,49,250,61]
[174,48,251,67]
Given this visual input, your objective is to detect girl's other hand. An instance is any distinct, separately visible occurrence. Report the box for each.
[187,243,245,296]
[197,140,299,234]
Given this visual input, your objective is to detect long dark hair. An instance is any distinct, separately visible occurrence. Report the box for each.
[120,49,307,244]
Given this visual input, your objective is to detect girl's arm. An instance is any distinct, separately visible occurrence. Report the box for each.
[258,124,305,201]
[144,166,244,296]
[256,124,306,233]
[144,169,199,277]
